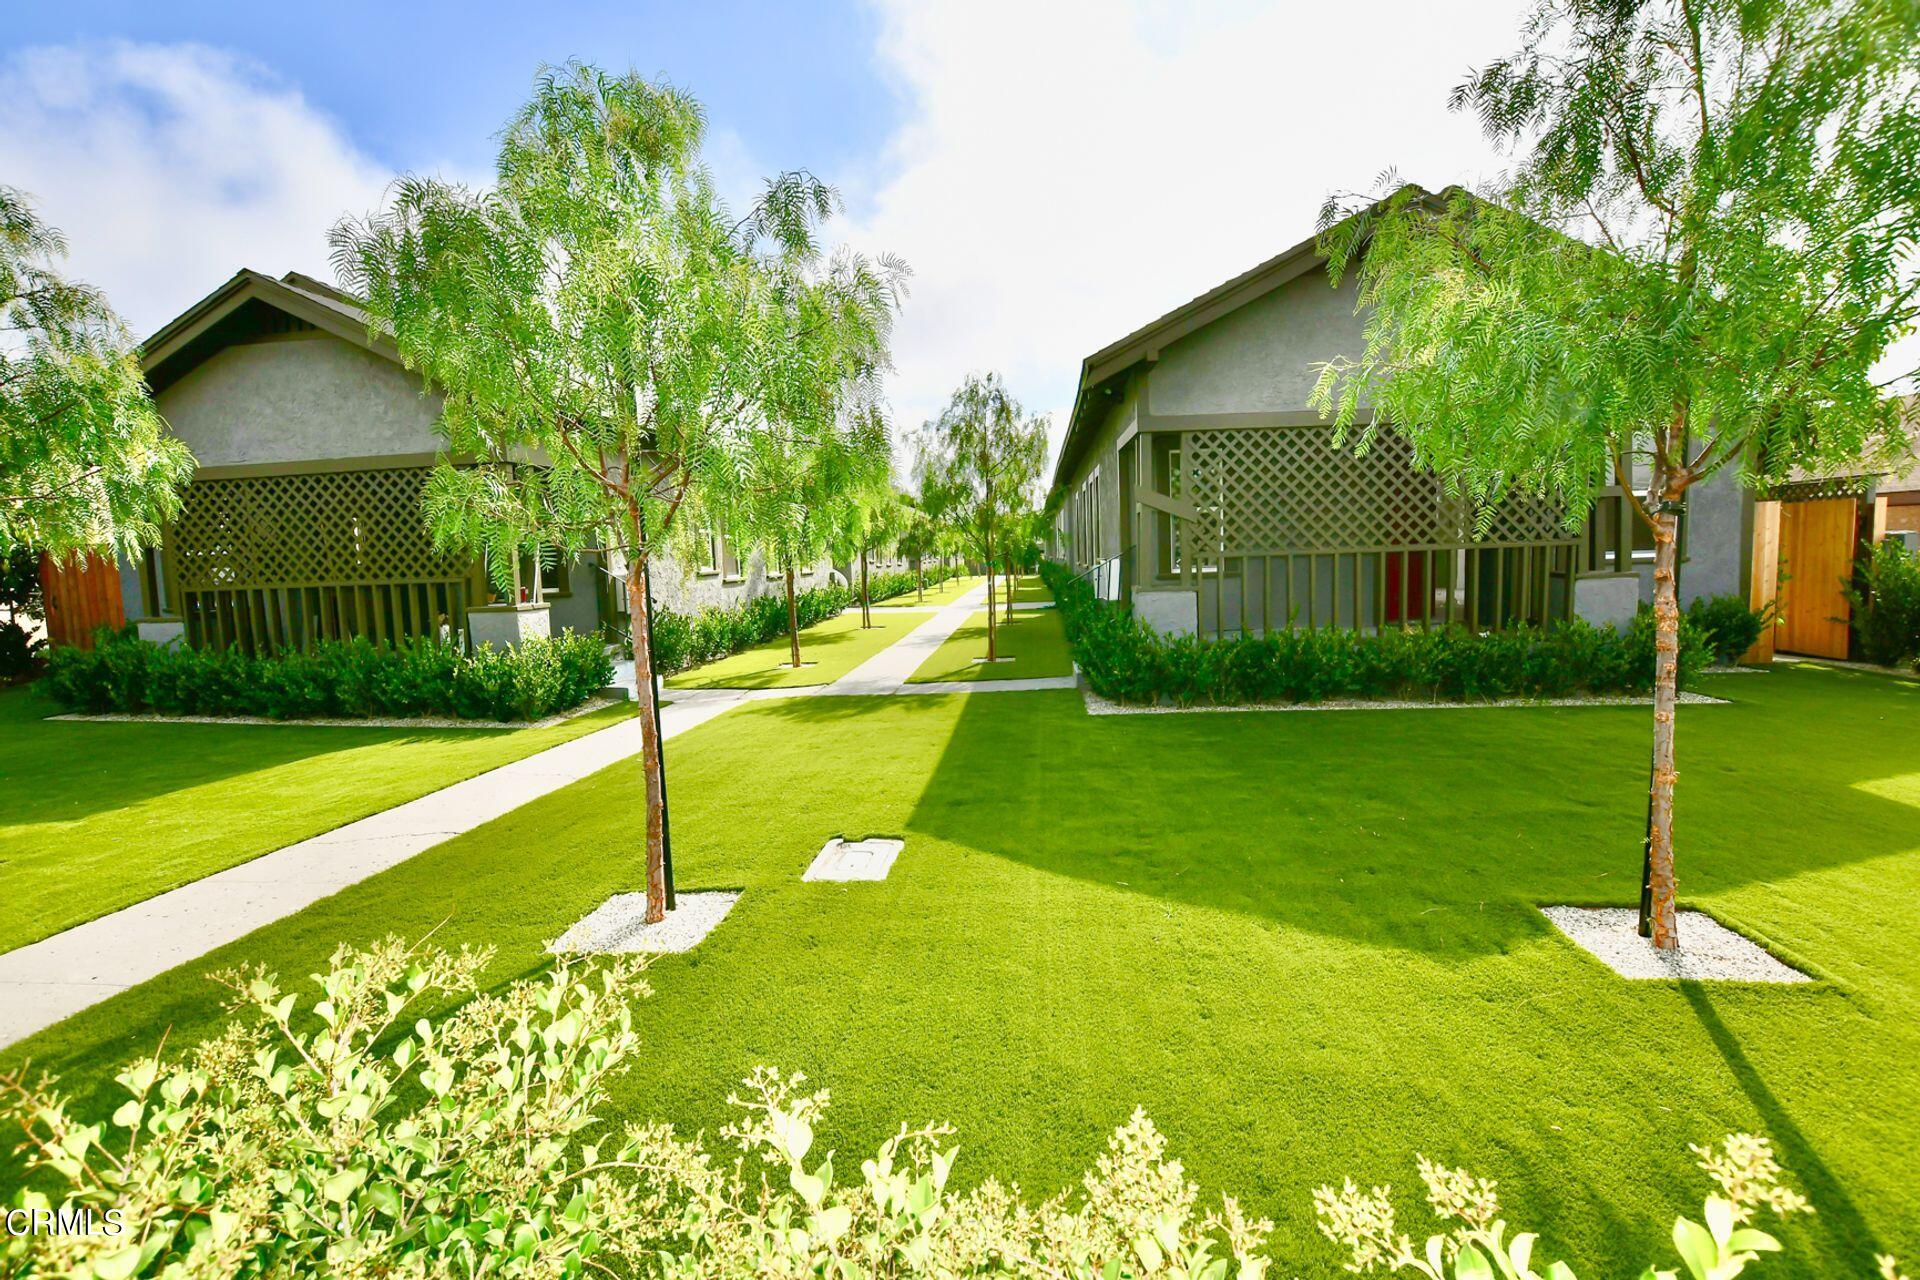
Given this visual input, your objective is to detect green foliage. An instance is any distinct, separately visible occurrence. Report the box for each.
[916,374,1049,572]
[1041,560,1707,706]
[1,546,42,621]
[1686,595,1769,665]
[332,64,904,610]
[1313,0,1918,521]
[0,620,44,681]
[867,562,959,604]
[1314,1135,1811,1280]
[648,583,854,674]
[642,567,960,674]
[1,937,646,1279]
[1,937,1849,1280]
[1,189,194,560]
[1845,540,1920,667]
[41,630,612,722]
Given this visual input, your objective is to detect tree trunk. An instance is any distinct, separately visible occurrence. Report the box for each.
[1003,557,1016,622]
[860,549,871,628]
[915,554,924,602]
[785,567,802,668]
[624,555,669,926]
[1646,507,1683,950]
[985,558,999,661]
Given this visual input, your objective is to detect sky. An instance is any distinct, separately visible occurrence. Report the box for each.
[0,0,1624,472]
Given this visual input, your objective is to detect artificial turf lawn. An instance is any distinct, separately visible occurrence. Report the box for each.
[901,574,985,606]
[0,690,633,955]
[6,664,1917,1277]
[1006,575,1053,604]
[908,607,1072,682]
[663,610,922,690]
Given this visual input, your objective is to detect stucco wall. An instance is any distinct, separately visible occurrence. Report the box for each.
[1677,465,1746,605]
[157,332,442,467]
[645,548,837,617]
[1057,373,1138,570]
[1148,267,1368,419]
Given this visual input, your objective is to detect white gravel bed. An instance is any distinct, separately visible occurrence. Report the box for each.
[48,694,623,732]
[1540,906,1810,982]
[1702,664,1767,675]
[1081,686,1728,716]
[804,837,904,881]
[550,890,740,955]
[1772,655,1917,679]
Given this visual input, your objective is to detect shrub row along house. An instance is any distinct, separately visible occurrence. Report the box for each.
[1049,214,1916,661]
[37,269,882,655]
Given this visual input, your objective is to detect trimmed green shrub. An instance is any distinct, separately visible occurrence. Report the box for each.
[1845,539,1920,668]
[1040,559,1709,706]
[1687,593,1768,665]
[641,571,960,679]
[866,561,961,603]
[2,937,1831,1280]
[0,620,44,681]
[41,628,612,722]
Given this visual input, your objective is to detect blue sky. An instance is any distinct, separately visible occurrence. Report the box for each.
[2,1,1601,459]
[2,0,899,178]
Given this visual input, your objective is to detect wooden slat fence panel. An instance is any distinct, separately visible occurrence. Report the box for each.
[39,552,126,649]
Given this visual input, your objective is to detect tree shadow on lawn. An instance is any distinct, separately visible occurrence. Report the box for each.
[0,685,580,828]
[888,667,1920,960]
[1681,984,1889,1264]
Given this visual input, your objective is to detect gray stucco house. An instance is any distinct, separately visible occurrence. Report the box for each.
[108,268,837,652]
[1048,222,1751,639]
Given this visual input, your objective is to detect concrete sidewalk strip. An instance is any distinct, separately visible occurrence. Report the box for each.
[0,692,728,1049]
[899,676,1078,695]
[826,585,989,695]
[0,582,1060,1049]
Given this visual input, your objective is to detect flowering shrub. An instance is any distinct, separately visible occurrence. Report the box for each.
[1041,560,1709,706]
[40,629,612,721]
[1314,1135,1819,1279]
[1,939,1890,1280]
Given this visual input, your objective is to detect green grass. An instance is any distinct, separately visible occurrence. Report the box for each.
[0,689,632,954]
[6,665,1918,1277]
[664,610,921,689]
[908,607,1072,682]
[905,575,986,606]
[1005,575,1053,604]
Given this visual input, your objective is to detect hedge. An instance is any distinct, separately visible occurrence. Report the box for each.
[648,563,962,674]
[1039,559,1709,706]
[42,628,613,722]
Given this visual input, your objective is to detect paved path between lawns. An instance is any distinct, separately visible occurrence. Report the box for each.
[0,584,1071,1048]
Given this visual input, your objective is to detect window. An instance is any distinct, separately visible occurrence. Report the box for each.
[721,539,743,581]
[492,549,570,602]
[694,529,721,575]
[520,551,570,599]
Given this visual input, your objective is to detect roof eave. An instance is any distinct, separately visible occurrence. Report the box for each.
[140,270,400,382]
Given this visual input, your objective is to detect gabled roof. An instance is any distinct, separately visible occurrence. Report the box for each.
[1048,184,1456,495]
[1049,228,1326,494]
[141,268,397,393]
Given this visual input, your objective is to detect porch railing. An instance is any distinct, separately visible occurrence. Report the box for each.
[1139,489,1578,637]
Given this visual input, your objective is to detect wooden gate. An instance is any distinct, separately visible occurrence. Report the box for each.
[39,553,126,649]
[1775,497,1857,658]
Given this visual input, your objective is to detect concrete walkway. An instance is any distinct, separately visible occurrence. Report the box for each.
[0,583,1068,1048]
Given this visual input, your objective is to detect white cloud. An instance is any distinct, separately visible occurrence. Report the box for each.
[841,0,1535,458]
[0,41,394,340]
